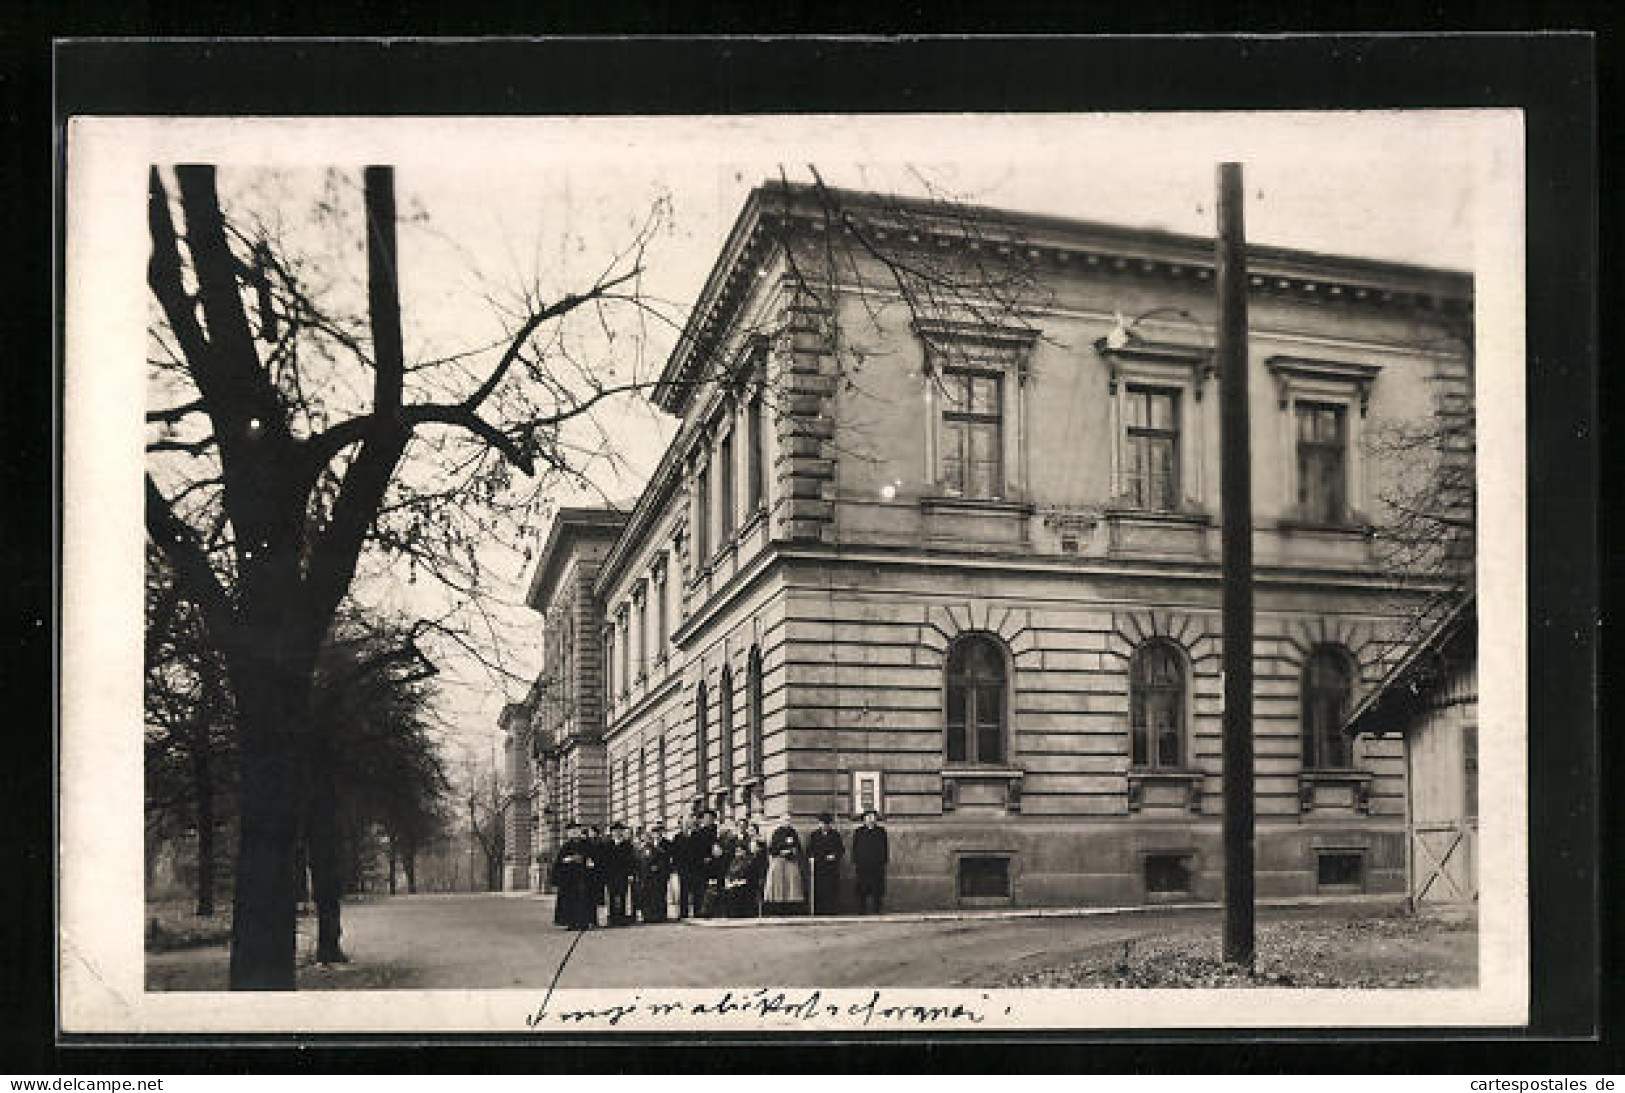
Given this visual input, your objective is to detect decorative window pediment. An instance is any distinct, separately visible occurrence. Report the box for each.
[1097,338,1214,399]
[1266,355,1382,416]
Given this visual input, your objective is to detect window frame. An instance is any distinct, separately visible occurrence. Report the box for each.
[692,460,712,562]
[943,632,1011,767]
[1122,384,1183,512]
[917,319,1037,504]
[694,680,710,796]
[746,646,764,782]
[1129,639,1189,771]
[1301,643,1357,771]
[1265,355,1382,527]
[746,387,766,515]
[718,664,735,791]
[937,365,1006,501]
[718,425,737,541]
[1294,400,1349,525]
[1096,339,1211,514]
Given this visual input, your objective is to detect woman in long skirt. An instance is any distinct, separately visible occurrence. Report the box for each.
[762,815,807,915]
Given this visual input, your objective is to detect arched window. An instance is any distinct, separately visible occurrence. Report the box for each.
[719,666,735,790]
[1302,645,1355,769]
[946,634,1007,765]
[694,681,710,795]
[746,647,764,781]
[1130,641,1185,769]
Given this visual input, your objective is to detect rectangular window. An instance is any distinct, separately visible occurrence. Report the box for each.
[657,737,667,820]
[655,570,668,657]
[694,464,711,560]
[604,631,615,708]
[746,393,765,513]
[958,856,1011,899]
[1296,402,1347,523]
[719,432,736,539]
[636,596,648,678]
[619,617,630,695]
[638,749,647,824]
[1123,386,1180,511]
[1144,852,1194,895]
[1316,850,1365,891]
[940,368,1004,499]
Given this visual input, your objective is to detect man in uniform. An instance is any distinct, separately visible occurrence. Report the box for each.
[851,809,889,915]
[807,812,845,915]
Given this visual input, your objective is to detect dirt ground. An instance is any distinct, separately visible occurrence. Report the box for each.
[145,894,1476,992]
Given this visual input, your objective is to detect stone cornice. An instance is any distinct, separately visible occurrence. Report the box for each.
[655,181,1472,419]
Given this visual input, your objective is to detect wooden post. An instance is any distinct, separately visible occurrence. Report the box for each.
[1216,162,1256,969]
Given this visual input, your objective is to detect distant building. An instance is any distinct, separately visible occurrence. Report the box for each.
[501,506,627,891]
[507,183,1473,908]
[1345,592,1478,907]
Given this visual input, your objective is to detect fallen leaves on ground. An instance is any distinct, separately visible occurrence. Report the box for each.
[993,910,1476,989]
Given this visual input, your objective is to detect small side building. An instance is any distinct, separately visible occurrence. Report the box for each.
[1345,592,1478,908]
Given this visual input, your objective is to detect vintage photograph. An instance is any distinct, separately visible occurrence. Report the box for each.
[60,110,1526,1032]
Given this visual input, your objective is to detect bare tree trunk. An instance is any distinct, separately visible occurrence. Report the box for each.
[294,831,309,906]
[226,666,305,990]
[386,836,399,896]
[189,714,216,917]
[307,766,348,964]
[404,845,417,894]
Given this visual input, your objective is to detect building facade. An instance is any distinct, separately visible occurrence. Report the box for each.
[513,183,1474,908]
[501,507,626,890]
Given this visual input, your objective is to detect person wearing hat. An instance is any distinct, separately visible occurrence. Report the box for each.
[851,809,889,915]
[549,822,598,930]
[602,821,636,926]
[807,812,845,916]
[762,813,807,915]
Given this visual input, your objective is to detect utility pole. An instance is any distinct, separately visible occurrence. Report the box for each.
[1216,162,1256,969]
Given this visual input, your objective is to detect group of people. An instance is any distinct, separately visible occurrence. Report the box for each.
[548,808,890,930]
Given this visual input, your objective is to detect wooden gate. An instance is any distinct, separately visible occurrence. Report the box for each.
[1411,820,1477,904]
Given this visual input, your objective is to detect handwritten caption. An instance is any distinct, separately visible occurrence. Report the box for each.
[525,988,1011,1030]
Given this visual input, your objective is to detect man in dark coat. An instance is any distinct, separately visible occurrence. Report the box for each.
[550,822,597,930]
[689,809,721,917]
[702,816,737,918]
[638,823,673,923]
[672,816,697,919]
[601,822,635,926]
[587,825,608,910]
[851,809,889,915]
[807,813,845,915]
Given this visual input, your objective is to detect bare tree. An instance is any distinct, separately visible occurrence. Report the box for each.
[1367,307,1477,646]
[145,164,667,988]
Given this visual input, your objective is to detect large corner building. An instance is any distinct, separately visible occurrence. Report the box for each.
[503,182,1474,909]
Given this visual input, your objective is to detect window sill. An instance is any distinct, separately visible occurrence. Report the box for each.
[1278,516,1373,536]
[921,495,1033,515]
[941,766,1024,814]
[1127,768,1203,814]
[1105,506,1212,525]
[1298,769,1373,814]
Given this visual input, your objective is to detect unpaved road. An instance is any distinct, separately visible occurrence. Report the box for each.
[146,894,1474,993]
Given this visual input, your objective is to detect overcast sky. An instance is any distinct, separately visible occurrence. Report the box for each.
[124,112,1515,773]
